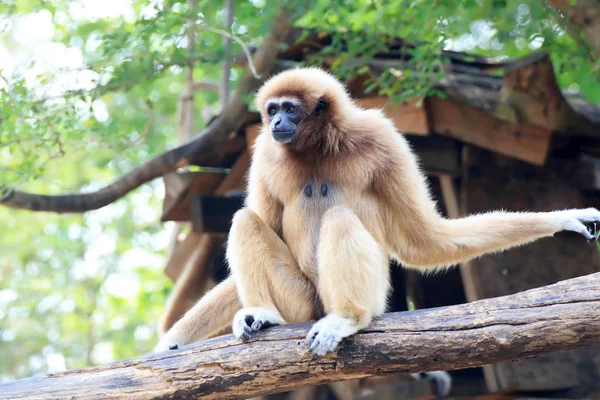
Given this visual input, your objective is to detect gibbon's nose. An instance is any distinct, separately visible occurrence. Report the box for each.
[273,117,282,129]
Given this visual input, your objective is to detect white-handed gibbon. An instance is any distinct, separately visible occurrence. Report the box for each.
[156,67,600,360]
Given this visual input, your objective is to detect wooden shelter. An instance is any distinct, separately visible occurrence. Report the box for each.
[154,29,600,399]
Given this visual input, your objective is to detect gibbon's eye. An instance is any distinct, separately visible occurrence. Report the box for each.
[268,106,277,116]
[287,105,296,114]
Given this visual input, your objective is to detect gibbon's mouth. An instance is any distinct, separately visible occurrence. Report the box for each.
[272,130,296,143]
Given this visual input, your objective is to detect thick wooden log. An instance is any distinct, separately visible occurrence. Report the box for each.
[2,272,600,400]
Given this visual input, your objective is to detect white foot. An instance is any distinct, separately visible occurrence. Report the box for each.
[306,314,360,357]
[232,307,285,341]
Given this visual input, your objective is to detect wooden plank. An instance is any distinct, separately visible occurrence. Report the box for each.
[358,97,429,135]
[460,147,600,392]
[428,96,552,165]
[406,135,461,176]
[215,150,250,196]
[161,171,225,222]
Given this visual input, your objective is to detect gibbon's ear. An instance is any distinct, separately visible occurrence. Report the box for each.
[314,98,327,116]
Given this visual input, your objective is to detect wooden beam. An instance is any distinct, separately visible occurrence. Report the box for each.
[4,272,600,400]
[357,97,429,135]
[407,135,461,176]
[428,96,552,165]
[161,171,225,222]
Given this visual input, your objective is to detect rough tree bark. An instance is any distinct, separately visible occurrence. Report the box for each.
[1,271,599,400]
[0,7,295,213]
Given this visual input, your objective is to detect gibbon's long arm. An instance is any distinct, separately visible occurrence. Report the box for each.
[377,134,600,269]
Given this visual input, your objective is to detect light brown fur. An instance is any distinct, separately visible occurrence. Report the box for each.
[157,67,600,356]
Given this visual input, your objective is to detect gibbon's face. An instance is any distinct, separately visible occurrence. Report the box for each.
[265,96,327,145]
[265,97,303,144]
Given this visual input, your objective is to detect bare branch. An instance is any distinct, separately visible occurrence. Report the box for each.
[199,25,261,79]
[192,80,220,93]
[0,8,295,212]
[220,0,234,108]
[178,0,197,142]
[1,272,599,399]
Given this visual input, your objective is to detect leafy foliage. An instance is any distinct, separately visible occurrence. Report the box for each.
[1,0,599,381]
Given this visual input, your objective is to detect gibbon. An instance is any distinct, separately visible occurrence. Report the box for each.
[156,67,600,359]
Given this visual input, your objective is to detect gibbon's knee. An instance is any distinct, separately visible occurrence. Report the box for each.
[321,206,363,237]
[230,208,262,236]
[226,208,264,269]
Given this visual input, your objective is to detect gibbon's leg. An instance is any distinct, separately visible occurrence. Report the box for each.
[307,206,390,356]
[155,276,240,352]
[227,208,319,341]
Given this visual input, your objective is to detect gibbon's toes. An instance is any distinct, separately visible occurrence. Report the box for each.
[308,330,342,357]
[306,314,360,357]
[411,371,452,397]
[232,307,285,341]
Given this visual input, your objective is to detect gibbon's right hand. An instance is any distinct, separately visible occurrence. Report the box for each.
[557,208,600,241]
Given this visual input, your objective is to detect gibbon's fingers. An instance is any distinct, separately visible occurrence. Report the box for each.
[232,307,286,341]
[557,209,600,241]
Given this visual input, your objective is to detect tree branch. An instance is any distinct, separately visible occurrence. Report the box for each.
[220,0,234,109]
[1,271,599,399]
[0,7,294,213]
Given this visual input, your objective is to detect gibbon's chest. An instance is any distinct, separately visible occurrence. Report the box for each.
[261,146,380,280]
[280,178,342,281]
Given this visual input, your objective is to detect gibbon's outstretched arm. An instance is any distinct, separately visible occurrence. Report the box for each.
[378,133,600,269]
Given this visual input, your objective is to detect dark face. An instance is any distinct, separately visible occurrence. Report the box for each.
[266,98,303,144]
